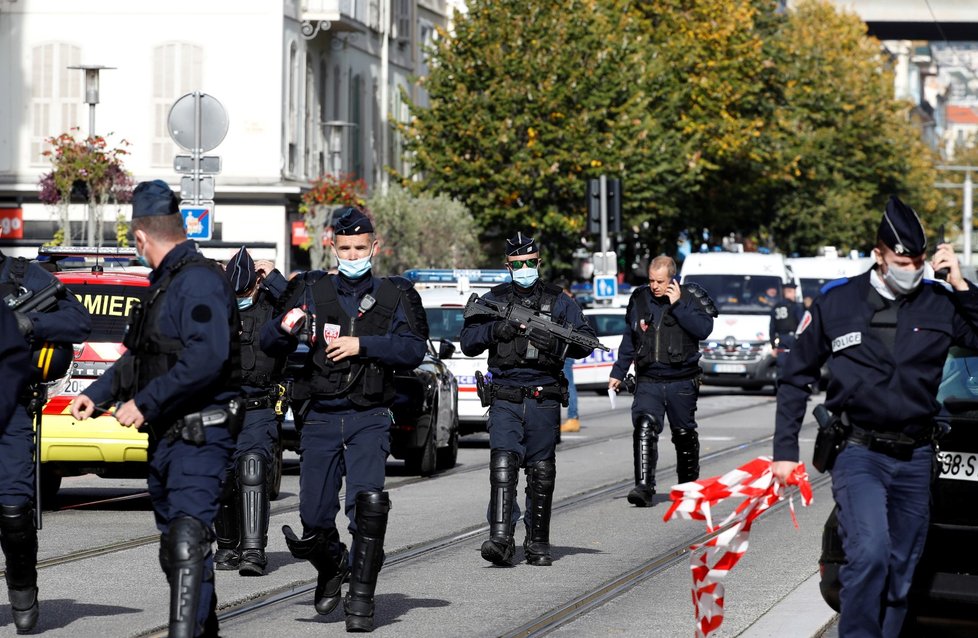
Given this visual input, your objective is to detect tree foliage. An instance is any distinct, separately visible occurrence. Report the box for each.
[367,185,485,274]
[401,0,944,263]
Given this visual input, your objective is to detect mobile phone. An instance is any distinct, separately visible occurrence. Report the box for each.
[935,224,949,281]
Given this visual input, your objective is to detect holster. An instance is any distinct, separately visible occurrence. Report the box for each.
[166,398,245,444]
[812,404,849,473]
[475,370,491,408]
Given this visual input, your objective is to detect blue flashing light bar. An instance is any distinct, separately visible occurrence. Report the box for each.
[402,269,511,285]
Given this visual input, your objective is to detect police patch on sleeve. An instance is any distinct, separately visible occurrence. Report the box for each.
[831,332,862,352]
[795,310,812,336]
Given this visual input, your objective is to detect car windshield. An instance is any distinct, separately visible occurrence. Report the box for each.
[68,282,149,342]
[586,313,626,337]
[683,274,783,314]
[938,347,978,406]
[425,307,465,342]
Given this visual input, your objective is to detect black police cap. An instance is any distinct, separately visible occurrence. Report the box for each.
[505,232,538,256]
[131,180,179,218]
[225,246,257,295]
[878,195,926,257]
[333,207,374,235]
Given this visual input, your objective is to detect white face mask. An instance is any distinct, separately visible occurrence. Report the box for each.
[882,262,924,296]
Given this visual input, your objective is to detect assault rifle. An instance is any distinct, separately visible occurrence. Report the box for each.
[5,279,65,313]
[463,293,608,359]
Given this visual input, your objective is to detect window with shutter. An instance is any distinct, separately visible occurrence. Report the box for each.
[151,43,203,167]
[30,43,81,164]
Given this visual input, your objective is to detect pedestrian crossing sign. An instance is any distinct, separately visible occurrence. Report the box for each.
[595,276,617,299]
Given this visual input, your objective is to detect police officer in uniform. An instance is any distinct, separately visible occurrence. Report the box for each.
[260,207,427,632]
[0,245,90,633]
[772,196,978,637]
[72,180,242,638]
[609,255,716,507]
[213,247,289,576]
[460,233,596,567]
[770,282,804,376]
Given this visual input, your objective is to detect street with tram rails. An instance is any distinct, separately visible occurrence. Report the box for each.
[4,389,838,637]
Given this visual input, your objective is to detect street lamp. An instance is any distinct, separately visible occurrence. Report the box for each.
[67,65,115,138]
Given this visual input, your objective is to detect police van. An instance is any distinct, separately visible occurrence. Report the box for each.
[680,251,795,390]
[785,255,874,303]
[408,269,511,435]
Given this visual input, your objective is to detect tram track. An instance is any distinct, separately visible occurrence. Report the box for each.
[136,422,795,638]
[11,394,776,581]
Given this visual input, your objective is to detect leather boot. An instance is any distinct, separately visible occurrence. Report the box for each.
[673,428,700,484]
[1,503,39,634]
[480,450,518,566]
[283,525,348,615]
[213,480,239,571]
[344,491,391,633]
[523,460,556,566]
[166,516,211,638]
[627,414,660,507]
[237,452,269,576]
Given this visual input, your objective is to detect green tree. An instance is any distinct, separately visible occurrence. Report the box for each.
[765,0,942,255]
[367,185,485,273]
[399,0,675,264]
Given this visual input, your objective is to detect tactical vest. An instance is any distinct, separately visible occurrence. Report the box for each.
[292,274,402,407]
[117,253,241,400]
[632,287,700,367]
[486,282,565,372]
[771,302,800,339]
[0,255,28,303]
[240,295,287,387]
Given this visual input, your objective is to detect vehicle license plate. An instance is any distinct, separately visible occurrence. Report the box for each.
[938,451,978,482]
[59,378,94,397]
[713,363,747,374]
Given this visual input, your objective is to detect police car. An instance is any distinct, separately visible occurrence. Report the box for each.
[819,347,978,631]
[409,269,512,435]
[35,247,287,500]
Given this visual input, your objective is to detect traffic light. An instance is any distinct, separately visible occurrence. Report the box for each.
[586,177,622,235]
[587,178,601,235]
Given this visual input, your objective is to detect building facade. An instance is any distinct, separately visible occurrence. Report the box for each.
[0,0,457,271]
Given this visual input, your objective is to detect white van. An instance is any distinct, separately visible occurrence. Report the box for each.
[785,256,874,303]
[679,252,792,390]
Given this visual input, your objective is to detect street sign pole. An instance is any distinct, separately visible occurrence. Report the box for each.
[599,174,608,254]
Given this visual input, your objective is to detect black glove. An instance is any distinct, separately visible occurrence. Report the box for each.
[527,329,556,352]
[13,311,33,340]
[492,320,519,342]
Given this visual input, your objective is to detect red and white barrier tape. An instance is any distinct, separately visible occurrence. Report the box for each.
[663,457,813,637]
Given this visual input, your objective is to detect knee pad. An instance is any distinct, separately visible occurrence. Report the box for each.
[633,413,663,437]
[168,516,210,567]
[354,491,391,538]
[237,452,266,488]
[489,450,520,484]
[526,460,556,492]
[0,503,34,535]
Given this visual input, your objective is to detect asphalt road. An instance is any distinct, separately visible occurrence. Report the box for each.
[1,387,841,637]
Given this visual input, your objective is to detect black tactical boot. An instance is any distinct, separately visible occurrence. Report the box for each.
[673,427,700,484]
[213,482,240,571]
[166,516,211,638]
[481,450,519,566]
[523,460,556,566]
[1,503,39,634]
[344,491,391,632]
[283,525,349,615]
[237,452,269,576]
[627,414,660,507]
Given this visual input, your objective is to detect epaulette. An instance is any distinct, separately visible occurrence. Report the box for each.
[819,277,849,295]
[682,282,719,318]
[923,278,953,292]
[387,275,414,291]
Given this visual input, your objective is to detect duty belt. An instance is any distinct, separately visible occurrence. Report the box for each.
[164,398,245,444]
[244,395,275,410]
[847,425,933,462]
[491,384,562,404]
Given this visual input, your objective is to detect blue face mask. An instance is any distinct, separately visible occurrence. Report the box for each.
[135,245,149,268]
[512,267,539,288]
[337,255,372,279]
[237,296,254,310]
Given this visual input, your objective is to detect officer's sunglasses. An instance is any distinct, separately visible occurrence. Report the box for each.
[508,258,539,269]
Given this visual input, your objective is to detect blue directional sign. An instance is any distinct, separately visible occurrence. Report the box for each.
[180,202,213,241]
[594,276,618,299]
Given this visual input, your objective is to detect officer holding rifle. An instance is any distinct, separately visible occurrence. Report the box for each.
[461,233,599,567]
[0,242,90,634]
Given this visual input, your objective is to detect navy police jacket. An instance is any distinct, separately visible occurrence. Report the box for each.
[0,303,31,425]
[0,252,91,345]
[260,269,427,413]
[86,241,240,422]
[460,281,594,387]
[611,285,714,382]
[774,268,978,461]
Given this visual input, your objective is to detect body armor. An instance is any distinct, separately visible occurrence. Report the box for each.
[632,287,700,368]
[292,274,401,407]
[240,296,286,387]
[486,282,564,372]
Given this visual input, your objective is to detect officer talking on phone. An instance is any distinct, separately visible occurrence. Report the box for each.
[772,196,978,637]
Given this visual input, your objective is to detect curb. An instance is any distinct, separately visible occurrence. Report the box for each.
[739,570,838,637]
